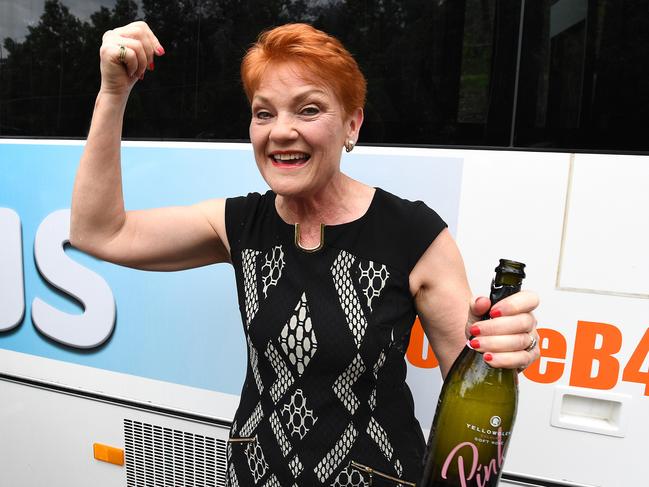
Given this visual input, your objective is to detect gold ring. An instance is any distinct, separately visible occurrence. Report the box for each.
[525,334,537,352]
[118,44,127,64]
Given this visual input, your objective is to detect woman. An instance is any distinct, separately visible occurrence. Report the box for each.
[71,21,539,486]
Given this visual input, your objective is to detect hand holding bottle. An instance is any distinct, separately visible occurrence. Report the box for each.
[465,290,540,370]
[420,259,534,487]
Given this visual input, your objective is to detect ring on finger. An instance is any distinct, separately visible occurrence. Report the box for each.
[118,44,127,64]
[524,334,537,352]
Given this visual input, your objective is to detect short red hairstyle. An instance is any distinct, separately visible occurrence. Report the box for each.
[241,23,367,116]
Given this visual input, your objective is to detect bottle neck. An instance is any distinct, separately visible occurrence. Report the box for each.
[481,277,522,321]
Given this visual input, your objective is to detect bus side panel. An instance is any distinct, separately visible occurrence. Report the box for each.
[457,150,647,487]
[0,378,231,487]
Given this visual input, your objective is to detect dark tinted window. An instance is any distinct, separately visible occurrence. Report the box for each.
[0,0,517,145]
[515,0,649,151]
[1,0,648,152]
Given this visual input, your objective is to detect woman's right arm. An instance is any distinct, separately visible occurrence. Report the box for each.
[70,22,230,271]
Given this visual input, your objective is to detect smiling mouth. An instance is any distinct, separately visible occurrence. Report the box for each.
[270,152,311,166]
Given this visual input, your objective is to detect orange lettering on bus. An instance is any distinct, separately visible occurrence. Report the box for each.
[523,328,566,383]
[569,321,622,390]
[406,317,439,368]
[622,327,649,396]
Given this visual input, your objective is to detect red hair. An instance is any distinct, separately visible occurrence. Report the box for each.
[241,23,366,116]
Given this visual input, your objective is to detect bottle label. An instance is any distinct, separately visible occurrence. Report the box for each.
[440,425,511,487]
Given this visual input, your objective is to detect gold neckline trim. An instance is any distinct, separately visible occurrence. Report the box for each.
[294,223,325,253]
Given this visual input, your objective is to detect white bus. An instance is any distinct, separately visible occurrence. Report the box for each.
[1,1,646,486]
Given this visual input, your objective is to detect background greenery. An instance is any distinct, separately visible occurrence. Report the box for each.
[1,0,648,151]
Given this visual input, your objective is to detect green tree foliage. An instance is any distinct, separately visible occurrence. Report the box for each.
[1,0,140,136]
[0,0,318,137]
[1,0,462,140]
[1,0,87,135]
[0,0,513,143]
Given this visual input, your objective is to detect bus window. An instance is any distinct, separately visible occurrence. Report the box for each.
[514,0,649,152]
[0,0,516,147]
[2,0,648,153]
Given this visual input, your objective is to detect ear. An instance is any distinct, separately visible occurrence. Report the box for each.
[346,107,364,141]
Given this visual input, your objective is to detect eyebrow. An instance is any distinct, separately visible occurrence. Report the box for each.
[252,88,329,105]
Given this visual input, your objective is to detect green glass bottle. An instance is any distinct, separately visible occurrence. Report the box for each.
[419,259,526,487]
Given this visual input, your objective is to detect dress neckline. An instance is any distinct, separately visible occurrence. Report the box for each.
[271,188,380,252]
[271,187,380,230]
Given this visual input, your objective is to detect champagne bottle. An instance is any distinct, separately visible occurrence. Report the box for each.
[419,259,526,487]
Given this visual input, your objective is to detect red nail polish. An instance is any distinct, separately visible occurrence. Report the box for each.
[149,62,154,71]
[489,309,502,318]
[156,46,165,55]
[484,353,493,362]
[470,339,480,349]
[470,325,481,336]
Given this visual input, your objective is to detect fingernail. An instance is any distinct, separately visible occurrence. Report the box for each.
[484,353,493,362]
[470,325,481,336]
[149,62,155,71]
[470,339,480,349]
[156,46,165,55]
[490,309,502,318]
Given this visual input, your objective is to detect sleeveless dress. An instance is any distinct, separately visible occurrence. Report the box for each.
[225,188,446,486]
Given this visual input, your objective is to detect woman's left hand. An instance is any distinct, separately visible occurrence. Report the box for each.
[465,291,540,370]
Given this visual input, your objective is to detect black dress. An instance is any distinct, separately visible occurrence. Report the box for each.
[225,188,446,486]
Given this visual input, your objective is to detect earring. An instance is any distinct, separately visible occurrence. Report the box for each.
[344,139,355,153]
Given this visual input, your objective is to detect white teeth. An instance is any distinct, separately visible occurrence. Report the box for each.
[272,153,309,161]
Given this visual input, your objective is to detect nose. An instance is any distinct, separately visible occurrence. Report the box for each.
[269,112,298,143]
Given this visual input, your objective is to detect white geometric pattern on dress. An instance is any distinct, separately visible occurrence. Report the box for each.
[269,410,292,457]
[288,454,304,478]
[248,336,264,394]
[368,388,377,411]
[239,401,264,438]
[358,260,390,312]
[261,246,285,298]
[228,461,240,487]
[333,353,366,415]
[331,464,369,487]
[280,293,318,376]
[395,459,403,478]
[314,423,358,482]
[265,342,295,403]
[373,350,387,379]
[242,249,261,327]
[262,474,281,487]
[331,250,368,348]
[245,439,269,484]
[367,417,394,462]
[281,389,318,439]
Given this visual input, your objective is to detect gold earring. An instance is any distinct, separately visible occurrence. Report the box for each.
[344,139,355,153]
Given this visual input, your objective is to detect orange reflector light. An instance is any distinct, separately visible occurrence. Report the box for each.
[93,443,124,466]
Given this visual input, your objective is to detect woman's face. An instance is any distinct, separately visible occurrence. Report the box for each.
[249,62,362,198]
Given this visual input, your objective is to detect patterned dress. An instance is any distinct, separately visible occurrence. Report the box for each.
[225,188,446,486]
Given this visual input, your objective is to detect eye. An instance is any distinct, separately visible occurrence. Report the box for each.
[300,105,320,116]
[254,109,272,120]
